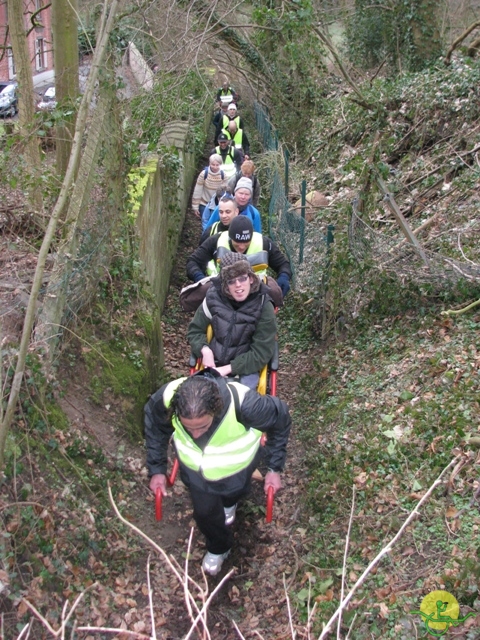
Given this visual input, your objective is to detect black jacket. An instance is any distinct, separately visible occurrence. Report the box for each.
[199,220,229,245]
[144,373,291,495]
[186,233,292,282]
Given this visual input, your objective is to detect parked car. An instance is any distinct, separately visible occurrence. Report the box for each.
[0,83,18,118]
[37,86,56,111]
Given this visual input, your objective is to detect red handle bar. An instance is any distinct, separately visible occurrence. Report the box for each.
[266,486,274,523]
[155,459,180,522]
[168,458,179,487]
[155,487,163,521]
[157,463,274,523]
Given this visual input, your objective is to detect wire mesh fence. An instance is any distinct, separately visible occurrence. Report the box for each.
[254,102,331,291]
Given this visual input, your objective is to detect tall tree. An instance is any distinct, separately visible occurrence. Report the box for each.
[52,0,79,176]
[0,0,119,472]
[346,0,443,72]
[6,0,42,210]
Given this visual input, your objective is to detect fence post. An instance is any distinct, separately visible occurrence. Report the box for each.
[321,224,335,340]
[284,147,289,199]
[299,179,307,264]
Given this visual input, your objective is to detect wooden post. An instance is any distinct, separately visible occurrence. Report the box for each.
[376,176,429,266]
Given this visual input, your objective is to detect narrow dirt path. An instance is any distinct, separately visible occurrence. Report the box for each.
[141,184,315,639]
[58,154,315,640]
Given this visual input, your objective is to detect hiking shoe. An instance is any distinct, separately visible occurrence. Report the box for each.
[224,504,237,526]
[202,550,230,576]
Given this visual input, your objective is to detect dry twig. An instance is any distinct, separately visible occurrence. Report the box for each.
[317,455,460,639]
[337,486,356,639]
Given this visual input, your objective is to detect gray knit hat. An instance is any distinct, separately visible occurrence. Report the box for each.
[235,177,253,194]
[219,253,259,297]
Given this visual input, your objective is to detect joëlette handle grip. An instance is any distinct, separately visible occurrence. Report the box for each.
[266,485,274,523]
[168,458,179,487]
[155,460,180,521]
[155,487,163,521]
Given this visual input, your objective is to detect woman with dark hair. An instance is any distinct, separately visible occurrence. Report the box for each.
[145,371,291,575]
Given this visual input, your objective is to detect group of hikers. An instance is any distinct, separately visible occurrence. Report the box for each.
[145,80,292,577]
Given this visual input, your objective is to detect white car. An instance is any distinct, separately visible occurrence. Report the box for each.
[0,83,18,117]
[37,86,57,111]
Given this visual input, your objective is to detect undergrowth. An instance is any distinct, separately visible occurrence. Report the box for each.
[282,289,480,637]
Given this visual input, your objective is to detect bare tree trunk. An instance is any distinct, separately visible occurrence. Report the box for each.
[0,0,119,472]
[410,0,443,65]
[52,0,79,177]
[6,0,43,214]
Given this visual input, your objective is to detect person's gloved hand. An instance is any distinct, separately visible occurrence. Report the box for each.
[193,272,205,283]
[276,273,290,297]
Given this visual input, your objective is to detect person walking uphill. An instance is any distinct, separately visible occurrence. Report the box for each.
[204,176,261,233]
[191,154,227,231]
[187,216,292,307]
[145,371,291,576]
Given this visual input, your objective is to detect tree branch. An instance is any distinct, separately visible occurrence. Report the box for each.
[318,455,461,639]
[444,20,480,64]
[25,3,52,37]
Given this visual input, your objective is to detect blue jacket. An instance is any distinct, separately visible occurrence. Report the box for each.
[206,203,262,233]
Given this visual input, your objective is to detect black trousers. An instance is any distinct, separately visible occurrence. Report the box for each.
[189,482,250,555]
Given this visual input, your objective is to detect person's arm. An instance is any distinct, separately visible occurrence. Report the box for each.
[249,205,262,233]
[265,237,292,279]
[215,122,222,140]
[230,302,276,376]
[199,226,212,245]
[233,149,243,172]
[191,171,205,215]
[205,205,220,229]
[187,300,213,358]
[239,391,291,473]
[186,235,219,281]
[241,131,250,157]
[226,173,238,194]
[144,385,174,479]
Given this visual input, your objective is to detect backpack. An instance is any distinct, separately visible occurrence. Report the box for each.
[203,167,225,181]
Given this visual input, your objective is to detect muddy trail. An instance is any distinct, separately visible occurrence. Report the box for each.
[58,182,318,639]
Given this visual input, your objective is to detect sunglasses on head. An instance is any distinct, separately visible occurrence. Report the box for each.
[226,274,249,286]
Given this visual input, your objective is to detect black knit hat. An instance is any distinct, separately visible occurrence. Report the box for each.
[228,216,253,242]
